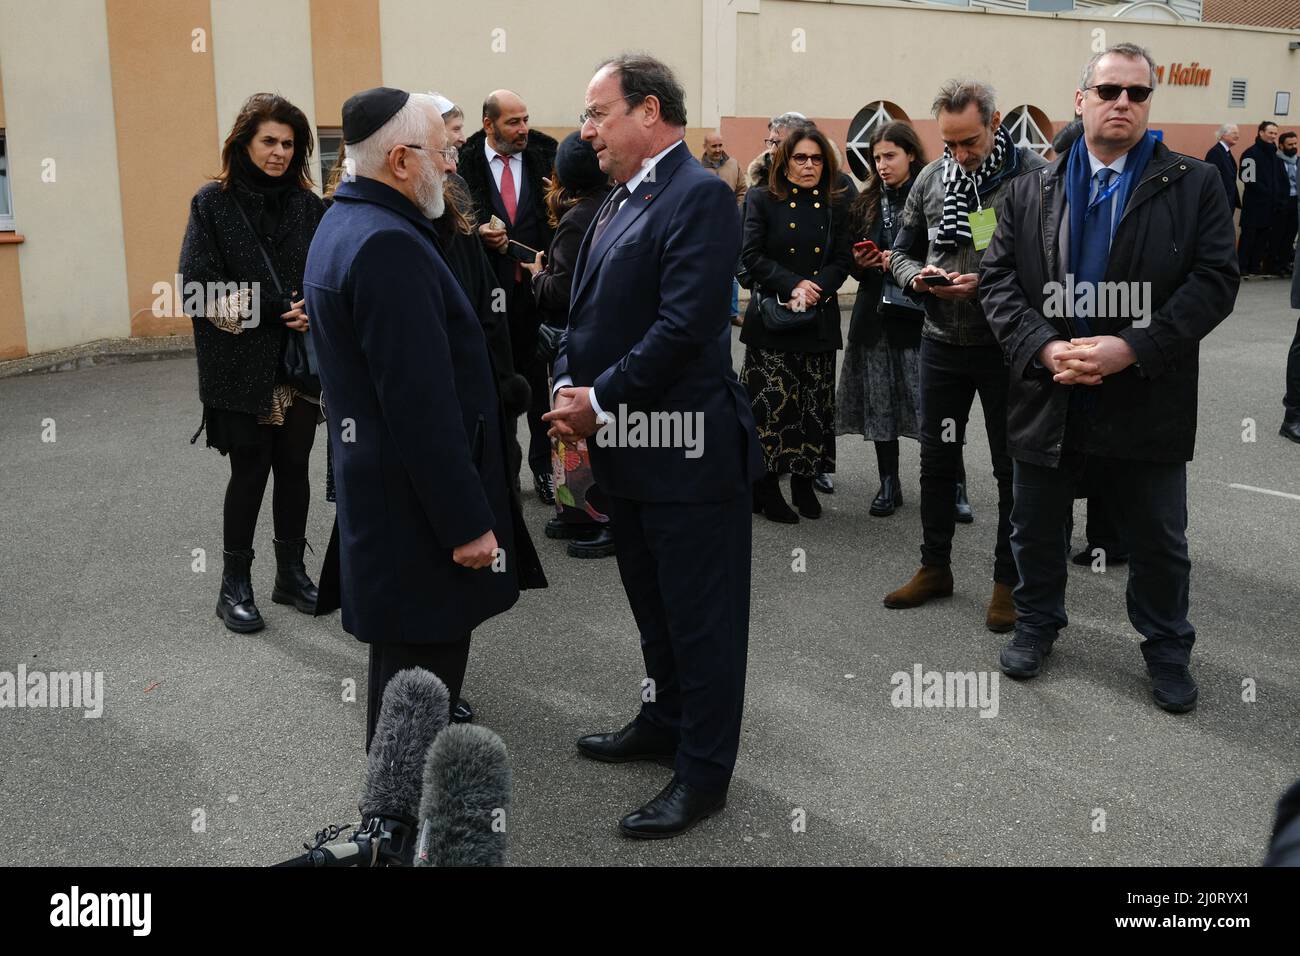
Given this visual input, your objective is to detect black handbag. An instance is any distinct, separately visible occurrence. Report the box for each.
[535,321,565,367]
[757,201,834,334]
[230,196,321,398]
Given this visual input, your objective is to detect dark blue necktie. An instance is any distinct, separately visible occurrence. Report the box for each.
[1073,168,1115,337]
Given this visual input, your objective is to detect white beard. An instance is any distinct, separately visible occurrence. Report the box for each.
[414,160,445,220]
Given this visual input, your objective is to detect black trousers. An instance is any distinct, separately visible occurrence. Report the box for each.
[606,492,751,793]
[223,397,317,551]
[1286,315,1300,423]
[918,337,1016,585]
[1009,449,1195,666]
[365,637,471,753]
[1238,211,1274,275]
[1273,198,1298,273]
[1068,458,1128,557]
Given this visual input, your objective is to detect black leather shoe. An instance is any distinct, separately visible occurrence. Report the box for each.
[567,525,615,559]
[1148,662,1198,713]
[216,548,265,633]
[545,517,591,540]
[619,776,727,839]
[271,537,318,613]
[999,631,1053,679]
[1281,420,1300,444]
[451,698,474,724]
[813,473,834,494]
[534,472,555,505]
[1071,546,1130,567]
[869,474,903,517]
[790,475,821,519]
[577,719,678,764]
[954,482,974,523]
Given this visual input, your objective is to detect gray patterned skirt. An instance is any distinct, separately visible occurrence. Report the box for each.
[835,337,920,442]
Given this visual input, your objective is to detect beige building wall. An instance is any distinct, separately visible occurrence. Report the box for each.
[210,0,322,187]
[0,0,130,353]
[378,0,706,128]
[311,0,384,127]
[736,0,1297,124]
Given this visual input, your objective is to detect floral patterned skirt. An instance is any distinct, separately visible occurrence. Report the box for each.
[741,346,837,476]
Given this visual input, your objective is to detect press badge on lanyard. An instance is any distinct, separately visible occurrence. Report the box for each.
[968,207,997,251]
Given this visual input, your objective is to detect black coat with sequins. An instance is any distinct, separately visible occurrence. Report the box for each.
[179,180,325,415]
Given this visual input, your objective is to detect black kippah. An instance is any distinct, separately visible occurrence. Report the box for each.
[342,87,411,145]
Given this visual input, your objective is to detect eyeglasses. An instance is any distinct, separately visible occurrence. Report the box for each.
[1084,84,1154,104]
[763,137,782,148]
[579,95,633,127]
[790,153,824,166]
[395,144,459,162]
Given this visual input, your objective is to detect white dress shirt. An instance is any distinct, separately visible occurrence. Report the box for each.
[484,137,522,206]
[1086,149,1127,229]
[552,139,686,418]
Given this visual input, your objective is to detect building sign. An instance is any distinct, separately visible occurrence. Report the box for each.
[1156,63,1211,87]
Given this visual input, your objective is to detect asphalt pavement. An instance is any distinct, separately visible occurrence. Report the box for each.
[1,277,1297,866]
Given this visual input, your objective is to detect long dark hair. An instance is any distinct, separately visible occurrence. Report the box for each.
[767,124,846,203]
[544,164,610,229]
[849,121,926,235]
[216,93,315,190]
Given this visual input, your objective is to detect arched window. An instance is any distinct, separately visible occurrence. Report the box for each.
[846,100,909,181]
[1003,105,1053,157]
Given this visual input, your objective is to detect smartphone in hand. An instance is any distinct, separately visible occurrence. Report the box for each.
[920,273,953,287]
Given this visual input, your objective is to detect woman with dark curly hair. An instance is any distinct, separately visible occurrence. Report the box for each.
[180,92,325,633]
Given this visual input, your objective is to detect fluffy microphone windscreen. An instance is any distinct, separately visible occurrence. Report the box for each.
[414,724,511,867]
[360,667,450,821]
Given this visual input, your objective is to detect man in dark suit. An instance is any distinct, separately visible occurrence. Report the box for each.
[457,91,559,504]
[544,53,762,839]
[1239,120,1288,276]
[305,88,545,750]
[1203,123,1240,214]
[979,44,1238,713]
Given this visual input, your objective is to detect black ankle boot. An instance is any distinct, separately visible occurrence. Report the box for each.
[790,474,821,519]
[954,481,974,524]
[870,474,903,517]
[753,472,798,523]
[272,537,318,614]
[217,548,265,633]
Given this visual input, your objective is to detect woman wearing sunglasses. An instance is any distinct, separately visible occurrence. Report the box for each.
[740,124,853,522]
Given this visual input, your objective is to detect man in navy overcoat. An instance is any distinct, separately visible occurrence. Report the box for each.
[305,89,544,751]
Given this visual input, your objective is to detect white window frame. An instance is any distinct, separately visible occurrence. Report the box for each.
[846,101,906,181]
[0,131,15,231]
[1004,106,1052,157]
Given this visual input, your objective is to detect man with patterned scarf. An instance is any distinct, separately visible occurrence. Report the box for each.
[883,79,1046,634]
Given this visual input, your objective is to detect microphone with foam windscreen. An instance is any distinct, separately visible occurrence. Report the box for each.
[358,666,451,865]
[413,724,511,867]
[272,666,449,867]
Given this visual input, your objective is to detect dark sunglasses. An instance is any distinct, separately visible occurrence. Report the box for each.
[1085,84,1154,103]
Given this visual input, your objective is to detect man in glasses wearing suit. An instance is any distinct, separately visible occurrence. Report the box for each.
[545,53,762,839]
[979,43,1239,713]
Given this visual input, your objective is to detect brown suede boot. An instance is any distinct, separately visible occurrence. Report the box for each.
[883,566,954,609]
[985,582,1016,633]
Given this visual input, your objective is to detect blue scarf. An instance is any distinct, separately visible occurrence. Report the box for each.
[1066,130,1156,278]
